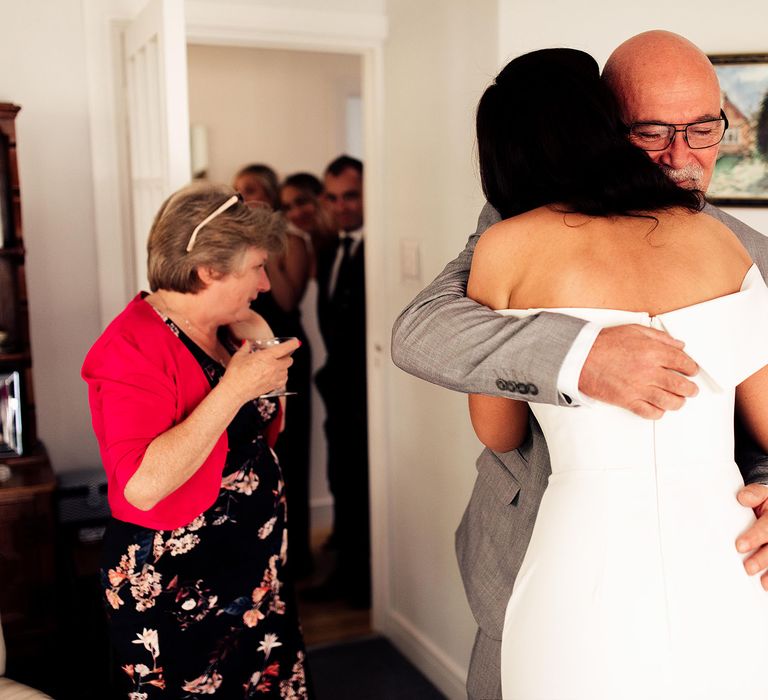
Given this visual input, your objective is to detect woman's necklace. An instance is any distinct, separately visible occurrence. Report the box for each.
[150,292,230,366]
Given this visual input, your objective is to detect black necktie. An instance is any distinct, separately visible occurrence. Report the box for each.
[333,236,354,298]
[340,235,353,260]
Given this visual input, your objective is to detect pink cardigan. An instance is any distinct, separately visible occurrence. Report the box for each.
[82,294,229,530]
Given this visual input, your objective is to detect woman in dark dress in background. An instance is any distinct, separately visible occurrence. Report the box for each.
[82,183,310,698]
[233,164,314,578]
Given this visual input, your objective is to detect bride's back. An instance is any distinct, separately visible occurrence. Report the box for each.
[474,205,753,316]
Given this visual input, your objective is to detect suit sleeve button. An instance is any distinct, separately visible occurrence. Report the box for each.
[496,379,508,391]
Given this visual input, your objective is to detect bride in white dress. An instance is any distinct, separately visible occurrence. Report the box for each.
[468,49,768,699]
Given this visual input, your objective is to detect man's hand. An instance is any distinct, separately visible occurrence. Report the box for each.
[579,325,699,419]
[736,484,768,590]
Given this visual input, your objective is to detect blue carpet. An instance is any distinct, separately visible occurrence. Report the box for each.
[307,635,447,699]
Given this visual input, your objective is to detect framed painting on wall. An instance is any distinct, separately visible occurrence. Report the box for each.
[708,54,768,206]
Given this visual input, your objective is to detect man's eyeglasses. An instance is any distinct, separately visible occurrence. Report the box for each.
[186,192,243,252]
[626,110,729,152]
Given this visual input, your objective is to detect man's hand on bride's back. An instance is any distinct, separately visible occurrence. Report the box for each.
[578,324,699,419]
[736,485,768,591]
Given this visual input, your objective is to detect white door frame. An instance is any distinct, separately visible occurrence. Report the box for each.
[83,0,391,628]
[124,0,192,292]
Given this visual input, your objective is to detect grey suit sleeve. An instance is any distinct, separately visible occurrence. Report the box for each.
[391,202,588,406]
[704,202,768,485]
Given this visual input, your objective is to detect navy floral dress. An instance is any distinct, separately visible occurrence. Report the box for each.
[100,318,310,699]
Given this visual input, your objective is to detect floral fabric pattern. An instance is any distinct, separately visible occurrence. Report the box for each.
[101,321,310,699]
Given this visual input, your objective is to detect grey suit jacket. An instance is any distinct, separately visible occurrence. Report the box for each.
[390,201,768,641]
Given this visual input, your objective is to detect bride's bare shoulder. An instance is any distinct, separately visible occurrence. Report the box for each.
[665,209,753,276]
[659,209,753,294]
[477,205,560,251]
[470,207,560,307]
[695,210,754,262]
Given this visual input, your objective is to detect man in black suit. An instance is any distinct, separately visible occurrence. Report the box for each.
[314,155,369,606]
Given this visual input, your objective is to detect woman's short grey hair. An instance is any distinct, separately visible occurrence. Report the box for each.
[147,182,286,293]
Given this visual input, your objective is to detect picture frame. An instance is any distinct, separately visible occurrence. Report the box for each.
[707,53,768,206]
[0,371,22,457]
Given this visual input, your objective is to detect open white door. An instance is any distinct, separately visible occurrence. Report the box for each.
[124,0,191,290]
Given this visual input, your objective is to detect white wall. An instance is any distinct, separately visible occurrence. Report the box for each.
[187,45,361,183]
[379,1,498,696]
[0,0,103,472]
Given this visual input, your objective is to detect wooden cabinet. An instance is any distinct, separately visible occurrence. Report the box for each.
[0,448,55,652]
[0,103,39,456]
[0,104,55,658]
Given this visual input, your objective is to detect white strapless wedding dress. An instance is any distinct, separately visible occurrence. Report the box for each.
[498,265,768,700]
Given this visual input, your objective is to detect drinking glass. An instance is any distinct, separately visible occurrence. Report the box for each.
[251,336,298,398]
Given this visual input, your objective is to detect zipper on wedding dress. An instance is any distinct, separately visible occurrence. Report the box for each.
[650,317,672,647]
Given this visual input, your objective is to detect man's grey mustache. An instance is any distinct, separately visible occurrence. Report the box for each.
[660,163,705,184]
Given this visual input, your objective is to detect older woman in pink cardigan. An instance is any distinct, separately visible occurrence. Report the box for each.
[82,182,310,699]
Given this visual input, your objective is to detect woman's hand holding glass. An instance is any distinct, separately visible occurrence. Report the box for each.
[221,337,299,404]
[249,337,299,397]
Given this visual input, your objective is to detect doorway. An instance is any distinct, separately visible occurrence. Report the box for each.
[186,43,369,644]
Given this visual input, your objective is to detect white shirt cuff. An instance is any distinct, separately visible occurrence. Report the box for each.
[557,322,602,406]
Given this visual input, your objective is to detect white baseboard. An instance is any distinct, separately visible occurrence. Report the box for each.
[377,608,467,700]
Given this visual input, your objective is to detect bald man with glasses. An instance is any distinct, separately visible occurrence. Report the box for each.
[392,30,768,700]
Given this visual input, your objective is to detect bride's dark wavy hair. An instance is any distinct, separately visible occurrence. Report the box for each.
[477,48,703,220]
